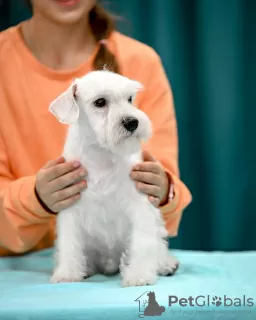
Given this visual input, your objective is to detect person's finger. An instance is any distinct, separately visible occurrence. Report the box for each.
[45,161,84,182]
[51,193,81,212]
[49,167,87,192]
[42,156,65,169]
[133,162,161,174]
[148,195,161,207]
[142,150,156,162]
[130,171,161,186]
[52,180,87,203]
[136,181,161,198]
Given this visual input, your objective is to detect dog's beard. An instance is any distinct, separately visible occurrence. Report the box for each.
[106,127,144,156]
[117,135,141,155]
[96,120,151,156]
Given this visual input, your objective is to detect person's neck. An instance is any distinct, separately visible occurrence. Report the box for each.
[22,14,96,70]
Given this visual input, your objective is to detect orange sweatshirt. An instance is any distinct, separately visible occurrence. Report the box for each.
[0,24,192,256]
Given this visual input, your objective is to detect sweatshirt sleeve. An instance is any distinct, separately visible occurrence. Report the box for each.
[0,130,52,253]
[138,50,192,237]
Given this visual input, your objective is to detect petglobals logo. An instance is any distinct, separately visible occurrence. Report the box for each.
[135,292,255,318]
[168,295,255,308]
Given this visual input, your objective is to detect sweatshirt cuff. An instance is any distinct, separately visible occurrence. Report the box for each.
[159,170,180,215]
[19,175,53,218]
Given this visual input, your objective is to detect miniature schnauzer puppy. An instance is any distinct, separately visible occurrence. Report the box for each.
[49,70,179,287]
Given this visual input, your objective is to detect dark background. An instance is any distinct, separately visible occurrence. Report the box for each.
[1,0,256,251]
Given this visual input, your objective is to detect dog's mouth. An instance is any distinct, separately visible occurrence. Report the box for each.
[123,131,134,138]
[122,129,143,141]
[109,124,148,151]
[113,129,139,146]
[118,126,135,139]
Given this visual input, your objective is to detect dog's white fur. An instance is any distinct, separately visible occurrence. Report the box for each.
[49,70,179,287]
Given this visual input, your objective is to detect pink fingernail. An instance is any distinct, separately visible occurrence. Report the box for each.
[73,161,80,168]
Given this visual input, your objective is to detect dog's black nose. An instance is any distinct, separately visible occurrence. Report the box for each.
[122,117,139,133]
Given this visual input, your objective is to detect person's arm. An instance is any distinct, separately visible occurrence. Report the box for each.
[138,51,192,237]
[0,129,52,253]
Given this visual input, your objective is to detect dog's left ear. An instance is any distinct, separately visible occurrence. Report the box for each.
[49,80,79,124]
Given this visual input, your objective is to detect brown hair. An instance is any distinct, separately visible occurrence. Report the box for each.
[89,4,120,73]
[25,1,120,73]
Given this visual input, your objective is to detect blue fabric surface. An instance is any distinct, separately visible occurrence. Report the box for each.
[0,249,256,320]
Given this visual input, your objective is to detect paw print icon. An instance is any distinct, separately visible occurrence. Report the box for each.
[212,296,222,307]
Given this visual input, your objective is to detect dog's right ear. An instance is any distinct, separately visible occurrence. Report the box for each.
[49,80,79,124]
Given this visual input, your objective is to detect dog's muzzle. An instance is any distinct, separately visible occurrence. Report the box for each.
[122,117,139,133]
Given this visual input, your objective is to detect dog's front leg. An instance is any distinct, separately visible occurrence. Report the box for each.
[50,208,87,283]
[121,199,159,287]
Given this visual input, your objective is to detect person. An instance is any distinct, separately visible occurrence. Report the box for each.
[0,0,192,256]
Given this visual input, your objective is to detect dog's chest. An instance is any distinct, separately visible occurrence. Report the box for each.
[85,158,136,199]
[80,158,138,242]
[80,172,133,251]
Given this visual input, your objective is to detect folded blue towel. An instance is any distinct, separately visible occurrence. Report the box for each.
[0,249,255,319]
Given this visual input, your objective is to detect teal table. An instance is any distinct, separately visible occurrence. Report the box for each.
[0,249,255,319]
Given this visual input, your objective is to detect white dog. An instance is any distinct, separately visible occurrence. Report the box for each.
[49,70,179,287]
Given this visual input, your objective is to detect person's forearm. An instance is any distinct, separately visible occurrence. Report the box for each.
[0,175,52,253]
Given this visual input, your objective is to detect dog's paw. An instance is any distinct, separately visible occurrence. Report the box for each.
[50,274,83,284]
[50,268,85,284]
[122,268,157,287]
[122,275,156,287]
[158,255,179,276]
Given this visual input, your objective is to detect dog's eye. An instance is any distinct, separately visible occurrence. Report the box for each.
[94,98,106,108]
[128,96,133,104]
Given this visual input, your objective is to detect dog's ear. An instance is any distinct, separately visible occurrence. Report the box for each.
[49,80,79,124]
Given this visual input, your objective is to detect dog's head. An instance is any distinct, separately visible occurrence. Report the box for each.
[49,70,152,155]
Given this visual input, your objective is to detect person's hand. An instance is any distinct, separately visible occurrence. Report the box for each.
[35,156,87,213]
[130,150,170,207]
